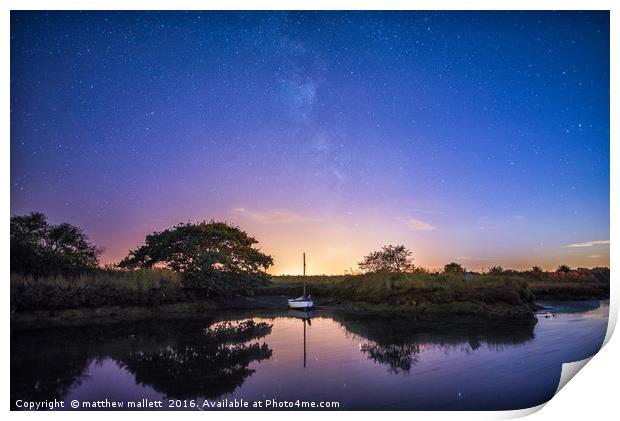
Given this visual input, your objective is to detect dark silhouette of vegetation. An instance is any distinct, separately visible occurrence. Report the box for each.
[333,312,536,374]
[358,245,414,273]
[531,266,543,274]
[11,212,101,277]
[557,264,571,273]
[119,220,273,294]
[121,320,273,399]
[10,327,92,409]
[11,318,273,407]
[488,266,504,274]
[443,262,465,274]
[361,343,421,374]
[529,266,609,300]
[590,267,611,284]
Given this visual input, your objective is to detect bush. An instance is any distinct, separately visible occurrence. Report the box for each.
[443,262,465,274]
[488,266,504,274]
[557,264,571,273]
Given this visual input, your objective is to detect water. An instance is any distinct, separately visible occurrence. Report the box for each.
[11,301,608,410]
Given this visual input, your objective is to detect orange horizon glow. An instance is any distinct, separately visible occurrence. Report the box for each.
[96,207,610,276]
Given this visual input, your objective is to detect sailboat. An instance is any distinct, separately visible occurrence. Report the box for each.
[287,252,314,309]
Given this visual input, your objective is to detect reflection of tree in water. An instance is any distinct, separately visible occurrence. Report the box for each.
[11,318,273,408]
[10,335,91,409]
[360,343,421,374]
[335,313,537,374]
[119,320,273,399]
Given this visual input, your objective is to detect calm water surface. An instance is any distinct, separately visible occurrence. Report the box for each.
[11,301,608,410]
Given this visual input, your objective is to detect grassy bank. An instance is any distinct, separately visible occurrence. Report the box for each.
[261,272,537,316]
[10,269,186,312]
[267,269,609,301]
[10,267,609,319]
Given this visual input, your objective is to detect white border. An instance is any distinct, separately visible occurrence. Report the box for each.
[3,1,617,420]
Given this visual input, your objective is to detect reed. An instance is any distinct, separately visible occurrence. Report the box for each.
[11,269,184,311]
[10,266,608,314]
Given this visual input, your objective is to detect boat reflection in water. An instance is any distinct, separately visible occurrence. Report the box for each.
[11,301,608,410]
[288,309,313,368]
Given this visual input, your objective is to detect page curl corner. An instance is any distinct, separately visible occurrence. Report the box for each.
[555,357,593,396]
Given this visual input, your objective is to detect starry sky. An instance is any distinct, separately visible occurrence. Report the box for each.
[10,11,610,274]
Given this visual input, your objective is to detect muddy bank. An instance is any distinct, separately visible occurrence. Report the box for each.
[10,296,284,330]
[11,293,537,330]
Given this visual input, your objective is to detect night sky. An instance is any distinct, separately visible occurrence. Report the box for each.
[10,11,610,274]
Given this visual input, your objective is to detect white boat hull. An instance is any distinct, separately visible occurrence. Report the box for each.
[288,299,314,309]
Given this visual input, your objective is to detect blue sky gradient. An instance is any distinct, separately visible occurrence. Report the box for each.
[11,11,610,273]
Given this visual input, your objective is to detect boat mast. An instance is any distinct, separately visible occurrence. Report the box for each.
[303,252,306,297]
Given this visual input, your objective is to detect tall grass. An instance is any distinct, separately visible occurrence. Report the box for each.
[11,267,608,314]
[11,269,184,311]
[266,269,609,309]
[11,268,181,290]
[261,272,537,316]
[269,271,530,291]
[330,272,534,308]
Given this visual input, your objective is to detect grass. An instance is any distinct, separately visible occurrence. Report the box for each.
[10,267,609,317]
[261,269,609,315]
[528,279,609,300]
[261,272,538,316]
[12,268,181,289]
[267,269,609,299]
[11,269,185,311]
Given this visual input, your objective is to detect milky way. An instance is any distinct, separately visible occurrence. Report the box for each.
[10,11,610,273]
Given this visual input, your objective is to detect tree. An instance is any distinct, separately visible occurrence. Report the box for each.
[443,262,465,274]
[119,220,273,293]
[11,212,101,277]
[358,245,414,273]
[531,266,543,274]
[557,264,571,273]
[488,266,504,274]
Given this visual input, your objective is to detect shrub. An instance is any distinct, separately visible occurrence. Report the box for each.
[443,262,465,274]
[488,266,504,274]
[557,264,571,273]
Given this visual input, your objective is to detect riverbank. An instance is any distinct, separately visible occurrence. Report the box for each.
[265,270,610,302]
[11,294,537,330]
[263,272,539,316]
[10,268,608,329]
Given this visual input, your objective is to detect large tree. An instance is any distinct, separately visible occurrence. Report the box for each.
[358,245,414,273]
[11,212,101,276]
[119,221,273,293]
